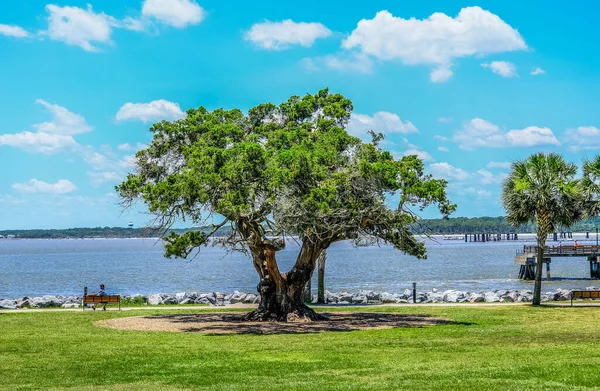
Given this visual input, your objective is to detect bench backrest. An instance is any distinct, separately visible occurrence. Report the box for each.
[83,295,120,303]
[572,290,600,299]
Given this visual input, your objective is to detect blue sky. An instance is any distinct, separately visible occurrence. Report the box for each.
[2,0,600,229]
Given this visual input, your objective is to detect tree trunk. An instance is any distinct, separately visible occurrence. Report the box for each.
[533,211,550,306]
[317,250,327,304]
[244,240,327,322]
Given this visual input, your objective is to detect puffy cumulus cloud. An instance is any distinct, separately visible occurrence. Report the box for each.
[487,161,511,169]
[531,67,546,76]
[428,162,470,181]
[115,99,185,123]
[342,7,526,80]
[0,24,29,38]
[347,111,418,141]
[33,99,92,135]
[245,20,331,50]
[563,126,600,151]
[505,126,559,147]
[142,0,204,28]
[453,118,504,150]
[453,118,559,150]
[481,61,518,77]
[430,65,453,83]
[12,179,77,194]
[0,132,78,154]
[43,4,143,52]
[0,100,90,154]
[477,169,507,185]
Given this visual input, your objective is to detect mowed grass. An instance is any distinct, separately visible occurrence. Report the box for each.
[1,305,600,390]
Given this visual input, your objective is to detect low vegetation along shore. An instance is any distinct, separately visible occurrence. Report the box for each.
[2,287,597,309]
[1,306,599,390]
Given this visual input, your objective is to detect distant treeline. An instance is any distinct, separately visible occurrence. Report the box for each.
[0,226,234,239]
[2,217,600,239]
[413,216,600,235]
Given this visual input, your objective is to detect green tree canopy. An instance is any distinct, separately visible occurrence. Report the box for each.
[117,89,455,321]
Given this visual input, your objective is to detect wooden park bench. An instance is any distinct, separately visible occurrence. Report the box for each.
[571,290,600,306]
[82,287,121,310]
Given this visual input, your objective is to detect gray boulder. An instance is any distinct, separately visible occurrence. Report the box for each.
[0,299,17,309]
[352,294,368,304]
[484,292,500,303]
[31,296,63,308]
[338,292,353,304]
[469,293,485,303]
[147,294,162,305]
[229,291,247,304]
[380,292,398,303]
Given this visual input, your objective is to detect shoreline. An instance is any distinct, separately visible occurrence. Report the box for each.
[1,286,598,309]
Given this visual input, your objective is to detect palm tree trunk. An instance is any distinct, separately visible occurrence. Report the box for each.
[533,211,551,306]
[533,238,544,306]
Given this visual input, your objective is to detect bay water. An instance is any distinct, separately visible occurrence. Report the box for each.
[0,238,597,298]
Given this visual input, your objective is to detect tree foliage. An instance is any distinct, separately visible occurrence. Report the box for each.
[117,89,455,320]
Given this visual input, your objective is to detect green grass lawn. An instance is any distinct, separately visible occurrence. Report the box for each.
[1,305,600,391]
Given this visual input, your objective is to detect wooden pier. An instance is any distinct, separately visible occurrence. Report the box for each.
[515,245,600,280]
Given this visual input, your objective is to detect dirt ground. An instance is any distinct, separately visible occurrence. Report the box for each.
[97,312,452,335]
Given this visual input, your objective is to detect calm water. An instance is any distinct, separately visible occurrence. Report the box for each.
[0,238,598,297]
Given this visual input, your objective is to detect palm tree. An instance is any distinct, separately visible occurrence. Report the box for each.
[582,156,600,216]
[502,153,584,306]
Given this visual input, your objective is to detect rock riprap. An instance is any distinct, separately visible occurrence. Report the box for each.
[0,287,596,309]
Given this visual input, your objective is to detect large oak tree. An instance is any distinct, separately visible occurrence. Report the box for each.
[117,89,455,321]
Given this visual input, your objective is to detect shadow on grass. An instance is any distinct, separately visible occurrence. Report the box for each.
[130,312,469,335]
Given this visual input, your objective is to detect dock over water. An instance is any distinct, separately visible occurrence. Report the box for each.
[515,245,600,280]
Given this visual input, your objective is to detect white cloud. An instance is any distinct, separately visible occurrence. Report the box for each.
[437,117,453,124]
[505,126,559,147]
[13,179,77,194]
[563,126,600,151]
[0,132,78,154]
[481,61,518,78]
[0,99,90,154]
[43,4,144,51]
[429,162,470,181]
[342,7,526,80]
[347,111,418,141]
[531,67,546,76]
[0,24,29,38]
[142,0,204,28]
[87,171,122,187]
[430,64,453,83]
[115,99,185,123]
[487,161,511,169]
[452,118,559,150]
[34,99,92,135]
[434,135,449,142]
[44,4,117,52]
[404,149,434,162]
[438,146,449,152]
[477,169,507,185]
[245,20,331,50]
